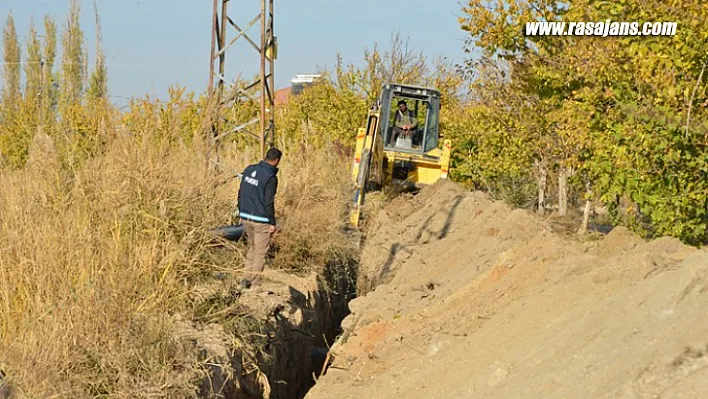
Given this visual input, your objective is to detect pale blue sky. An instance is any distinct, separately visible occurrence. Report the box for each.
[1,1,470,106]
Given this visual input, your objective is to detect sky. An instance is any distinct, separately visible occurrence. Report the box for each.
[1,0,471,107]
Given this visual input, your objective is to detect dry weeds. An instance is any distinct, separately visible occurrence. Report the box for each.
[0,123,356,397]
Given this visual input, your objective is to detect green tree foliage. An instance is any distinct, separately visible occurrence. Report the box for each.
[0,12,25,167]
[24,21,42,110]
[21,21,43,140]
[122,86,204,147]
[0,6,111,171]
[54,0,116,170]
[87,0,107,102]
[2,13,21,108]
[59,0,85,118]
[42,16,58,130]
[277,66,367,149]
[277,34,464,151]
[458,0,708,244]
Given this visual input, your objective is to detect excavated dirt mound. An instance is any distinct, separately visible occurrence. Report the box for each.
[305,179,708,399]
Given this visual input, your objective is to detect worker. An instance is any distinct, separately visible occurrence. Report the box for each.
[390,100,418,146]
[237,147,282,289]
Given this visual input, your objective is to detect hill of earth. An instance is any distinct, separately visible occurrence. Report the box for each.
[303,179,708,399]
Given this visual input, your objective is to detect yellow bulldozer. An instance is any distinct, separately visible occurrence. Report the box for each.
[350,83,452,226]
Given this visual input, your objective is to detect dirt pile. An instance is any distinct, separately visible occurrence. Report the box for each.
[305,179,708,399]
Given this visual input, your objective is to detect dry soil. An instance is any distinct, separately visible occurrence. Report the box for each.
[305,179,708,399]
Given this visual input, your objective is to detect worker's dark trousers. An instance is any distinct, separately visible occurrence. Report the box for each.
[242,219,272,286]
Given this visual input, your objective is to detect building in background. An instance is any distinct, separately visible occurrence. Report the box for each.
[290,74,321,95]
[274,74,322,106]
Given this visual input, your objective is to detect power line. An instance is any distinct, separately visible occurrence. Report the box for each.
[0,60,202,69]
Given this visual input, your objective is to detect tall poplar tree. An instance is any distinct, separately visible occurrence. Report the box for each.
[87,0,107,101]
[59,0,85,120]
[42,16,58,129]
[2,12,21,119]
[0,12,23,167]
[25,21,43,119]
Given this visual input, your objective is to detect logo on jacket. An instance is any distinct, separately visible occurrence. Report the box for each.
[244,169,259,186]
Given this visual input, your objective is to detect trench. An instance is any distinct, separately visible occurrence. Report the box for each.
[196,253,359,399]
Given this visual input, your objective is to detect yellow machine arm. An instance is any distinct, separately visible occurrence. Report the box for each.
[350,102,382,227]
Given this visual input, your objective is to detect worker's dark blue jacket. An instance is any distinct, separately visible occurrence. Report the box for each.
[237,160,278,225]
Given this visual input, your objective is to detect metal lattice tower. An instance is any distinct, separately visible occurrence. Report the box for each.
[208,0,276,169]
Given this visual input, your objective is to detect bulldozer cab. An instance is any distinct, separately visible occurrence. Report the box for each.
[380,84,440,154]
[349,83,451,227]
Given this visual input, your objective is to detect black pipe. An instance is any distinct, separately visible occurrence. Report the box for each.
[210,223,245,242]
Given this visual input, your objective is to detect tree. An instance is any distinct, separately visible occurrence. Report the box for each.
[24,20,43,121]
[458,0,708,243]
[0,12,25,168]
[59,0,85,116]
[2,12,21,117]
[42,16,58,130]
[87,1,108,102]
[277,34,454,150]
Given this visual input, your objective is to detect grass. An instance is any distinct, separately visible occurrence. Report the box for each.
[0,117,357,397]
